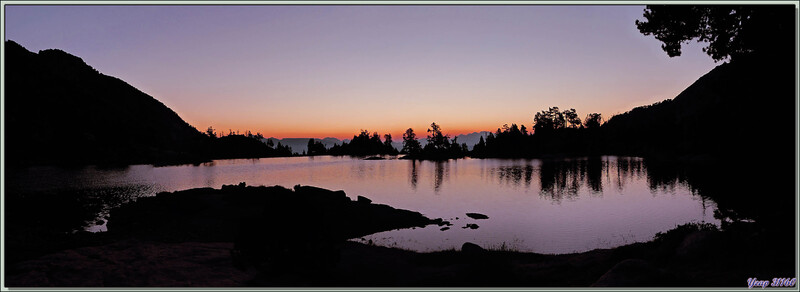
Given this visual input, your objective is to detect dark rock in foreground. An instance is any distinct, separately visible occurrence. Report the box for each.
[6,240,256,286]
[106,184,439,274]
[5,221,794,287]
[107,184,435,243]
[591,259,669,287]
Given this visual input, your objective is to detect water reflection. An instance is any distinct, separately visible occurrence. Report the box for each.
[433,161,449,193]
[404,160,455,193]
[10,156,729,254]
[383,156,724,253]
[409,160,418,190]
[643,161,686,194]
[403,157,703,204]
[539,159,583,203]
[495,162,534,188]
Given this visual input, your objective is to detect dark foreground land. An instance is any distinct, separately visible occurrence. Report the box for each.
[5,184,795,287]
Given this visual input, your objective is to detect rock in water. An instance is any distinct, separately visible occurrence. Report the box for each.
[466,213,489,220]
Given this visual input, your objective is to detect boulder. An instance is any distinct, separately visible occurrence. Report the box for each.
[461,242,486,255]
[466,213,489,220]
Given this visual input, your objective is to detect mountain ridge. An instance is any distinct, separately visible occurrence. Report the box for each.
[5,40,212,166]
[4,40,292,166]
[601,53,795,160]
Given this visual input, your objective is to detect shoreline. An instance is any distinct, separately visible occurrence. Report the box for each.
[5,184,794,287]
[6,222,792,287]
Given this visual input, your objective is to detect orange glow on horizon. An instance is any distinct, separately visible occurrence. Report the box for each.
[190,121,507,141]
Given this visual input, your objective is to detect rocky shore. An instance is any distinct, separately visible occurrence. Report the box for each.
[5,184,795,287]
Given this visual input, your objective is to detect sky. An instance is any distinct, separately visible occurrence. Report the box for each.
[4,5,720,140]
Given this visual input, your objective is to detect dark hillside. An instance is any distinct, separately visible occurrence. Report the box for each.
[4,40,211,166]
[4,41,292,166]
[601,54,796,232]
[602,54,795,162]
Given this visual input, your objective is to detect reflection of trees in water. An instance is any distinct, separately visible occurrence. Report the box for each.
[351,162,369,180]
[488,157,690,202]
[613,157,646,192]
[642,160,687,194]
[539,159,581,203]
[640,160,793,229]
[408,160,418,190]
[530,157,657,203]
[466,156,787,228]
[404,160,449,193]
[401,156,773,226]
[433,161,449,193]
[585,158,604,193]
[495,162,534,188]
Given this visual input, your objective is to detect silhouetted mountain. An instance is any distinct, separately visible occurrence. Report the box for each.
[5,40,286,166]
[454,131,492,150]
[601,53,795,162]
[4,40,212,166]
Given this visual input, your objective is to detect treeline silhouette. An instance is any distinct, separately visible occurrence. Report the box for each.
[472,107,604,158]
[310,123,469,160]
[204,126,293,159]
[401,123,469,160]
[325,130,398,156]
[469,49,793,162]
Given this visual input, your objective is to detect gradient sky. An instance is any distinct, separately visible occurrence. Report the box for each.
[4,5,719,139]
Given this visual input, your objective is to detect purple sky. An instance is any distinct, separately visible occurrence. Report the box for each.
[4,5,719,139]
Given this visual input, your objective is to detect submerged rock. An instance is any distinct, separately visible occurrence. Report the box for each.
[462,224,479,229]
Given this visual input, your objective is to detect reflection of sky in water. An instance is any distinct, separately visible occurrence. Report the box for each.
[8,156,718,254]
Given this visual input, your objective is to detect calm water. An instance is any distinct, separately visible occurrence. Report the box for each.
[7,156,718,254]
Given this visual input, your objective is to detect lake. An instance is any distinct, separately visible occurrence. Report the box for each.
[6,156,719,254]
